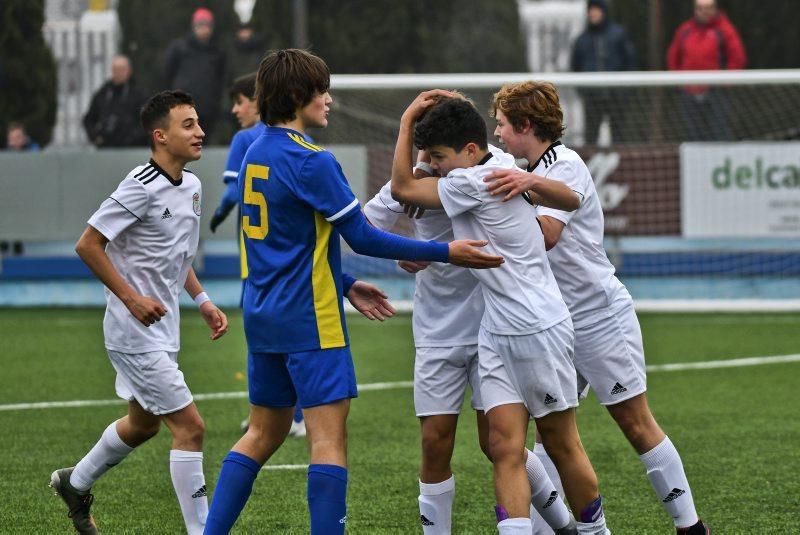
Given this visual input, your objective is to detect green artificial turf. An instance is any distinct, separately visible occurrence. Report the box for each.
[0,309,797,533]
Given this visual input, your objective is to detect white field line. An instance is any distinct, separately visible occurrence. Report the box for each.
[261,464,308,471]
[1,356,798,413]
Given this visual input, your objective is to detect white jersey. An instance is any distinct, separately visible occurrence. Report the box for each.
[363,181,483,347]
[87,160,202,352]
[437,146,570,336]
[532,142,626,328]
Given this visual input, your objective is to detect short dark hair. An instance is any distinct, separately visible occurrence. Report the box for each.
[414,99,488,152]
[255,49,330,125]
[140,90,195,148]
[229,73,257,101]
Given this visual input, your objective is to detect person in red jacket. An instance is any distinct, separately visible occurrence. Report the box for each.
[667,0,746,141]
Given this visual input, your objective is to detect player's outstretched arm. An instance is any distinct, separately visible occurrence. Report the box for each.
[447,239,505,269]
[75,226,167,327]
[338,210,503,269]
[184,267,228,340]
[390,90,453,209]
[484,168,580,211]
[346,280,396,321]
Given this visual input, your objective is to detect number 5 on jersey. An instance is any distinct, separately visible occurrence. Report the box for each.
[243,164,269,240]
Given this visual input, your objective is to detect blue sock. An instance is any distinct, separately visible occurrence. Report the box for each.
[293,405,303,423]
[307,464,348,535]
[204,451,261,534]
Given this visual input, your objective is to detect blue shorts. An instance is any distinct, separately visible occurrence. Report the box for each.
[248,346,358,408]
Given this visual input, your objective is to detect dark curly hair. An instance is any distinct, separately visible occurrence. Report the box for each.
[414,98,488,152]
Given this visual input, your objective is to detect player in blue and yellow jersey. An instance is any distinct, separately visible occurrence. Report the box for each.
[209,73,308,437]
[204,49,504,534]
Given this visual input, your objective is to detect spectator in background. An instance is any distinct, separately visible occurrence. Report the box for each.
[83,55,147,148]
[570,0,636,145]
[164,8,227,142]
[5,122,40,151]
[667,0,746,141]
[229,23,265,79]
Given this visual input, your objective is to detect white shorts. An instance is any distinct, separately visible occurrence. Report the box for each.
[107,350,194,415]
[414,345,482,417]
[478,319,578,419]
[574,299,647,405]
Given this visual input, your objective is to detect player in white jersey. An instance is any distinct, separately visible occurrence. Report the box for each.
[486,81,709,535]
[49,91,228,535]
[390,91,611,535]
[365,166,578,534]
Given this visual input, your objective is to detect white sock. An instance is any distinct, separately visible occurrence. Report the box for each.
[170,450,208,535]
[70,420,134,492]
[418,475,455,535]
[640,436,699,528]
[526,449,571,531]
[576,514,609,535]
[534,442,565,498]
[530,503,555,535]
[498,517,533,534]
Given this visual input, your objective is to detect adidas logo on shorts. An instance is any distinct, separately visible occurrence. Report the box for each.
[610,382,628,395]
[662,488,685,503]
[544,393,558,405]
[192,485,207,499]
[339,515,348,524]
[161,208,172,219]
[420,514,435,526]
[543,490,558,509]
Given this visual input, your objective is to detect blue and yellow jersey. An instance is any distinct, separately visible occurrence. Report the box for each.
[224,122,266,280]
[239,126,360,353]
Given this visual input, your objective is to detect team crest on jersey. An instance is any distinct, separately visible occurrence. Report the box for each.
[192,192,201,216]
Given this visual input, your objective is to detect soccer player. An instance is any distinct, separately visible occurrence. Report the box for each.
[207,73,307,437]
[392,90,606,534]
[203,49,503,534]
[390,91,611,535]
[49,90,228,535]
[365,96,582,535]
[486,80,710,535]
[209,73,264,236]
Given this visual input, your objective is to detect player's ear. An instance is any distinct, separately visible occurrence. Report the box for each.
[153,128,167,146]
[517,118,533,135]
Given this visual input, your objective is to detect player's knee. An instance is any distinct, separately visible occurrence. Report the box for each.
[173,416,205,448]
[486,428,524,464]
[421,426,454,456]
[540,432,582,463]
[613,408,658,449]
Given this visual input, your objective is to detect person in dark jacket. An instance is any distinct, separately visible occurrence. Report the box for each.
[164,8,227,142]
[229,23,265,80]
[667,0,746,141]
[83,55,147,147]
[570,0,637,145]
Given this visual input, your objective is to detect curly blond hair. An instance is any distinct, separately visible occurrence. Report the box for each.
[490,81,565,142]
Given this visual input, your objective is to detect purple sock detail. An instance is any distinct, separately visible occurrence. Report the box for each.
[495,505,509,522]
[579,496,603,523]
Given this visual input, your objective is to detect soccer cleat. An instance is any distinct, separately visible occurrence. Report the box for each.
[288,418,306,438]
[677,519,710,535]
[49,467,98,534]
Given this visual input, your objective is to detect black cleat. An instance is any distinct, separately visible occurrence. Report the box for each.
[677,519,710,535]
[50,467,98,534]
